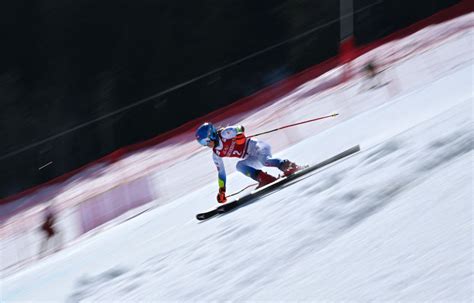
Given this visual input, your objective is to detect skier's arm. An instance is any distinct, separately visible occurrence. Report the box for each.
[219,125,245,140]
[212,153,226,189]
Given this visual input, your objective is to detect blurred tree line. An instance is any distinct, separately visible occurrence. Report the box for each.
[0,0,460,198]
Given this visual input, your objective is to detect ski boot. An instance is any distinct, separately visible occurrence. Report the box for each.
[256,170,278,188]
[279,160,300,176]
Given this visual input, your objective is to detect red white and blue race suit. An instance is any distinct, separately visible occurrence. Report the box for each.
[212,125,284,189]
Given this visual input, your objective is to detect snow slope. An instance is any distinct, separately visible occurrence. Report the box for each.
[1,17,473,303]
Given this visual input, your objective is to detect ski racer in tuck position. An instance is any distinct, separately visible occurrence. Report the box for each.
[195,122,300,203]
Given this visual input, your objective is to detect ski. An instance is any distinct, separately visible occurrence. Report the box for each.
[196,144,360,221]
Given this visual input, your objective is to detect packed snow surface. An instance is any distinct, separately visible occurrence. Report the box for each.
[2,16,473,302]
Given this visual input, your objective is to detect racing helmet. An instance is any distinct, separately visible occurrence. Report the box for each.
[195,122,217,146]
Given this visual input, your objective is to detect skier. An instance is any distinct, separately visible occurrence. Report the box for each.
[359,59,390,91]
[195,122,300,203]
[38,205,62,258]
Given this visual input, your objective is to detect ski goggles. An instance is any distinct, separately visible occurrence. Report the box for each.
[198,137,212,146]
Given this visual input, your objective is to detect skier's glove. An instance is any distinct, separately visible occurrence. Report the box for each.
[235,125,246,144]
[235,133,246,145]
[217,187,227,203]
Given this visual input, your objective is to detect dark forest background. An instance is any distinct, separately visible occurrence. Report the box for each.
[0,0,460,199]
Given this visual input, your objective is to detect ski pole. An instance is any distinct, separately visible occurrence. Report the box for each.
[226,183,259,199]
[247,113,338,138]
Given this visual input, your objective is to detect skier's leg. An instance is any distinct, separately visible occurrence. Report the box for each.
[236,157,277,187]
[255,141,284,168]
[256,140,299,175]
[236,158,259,181]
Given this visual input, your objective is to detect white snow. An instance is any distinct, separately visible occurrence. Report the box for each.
[1,15,473,302]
